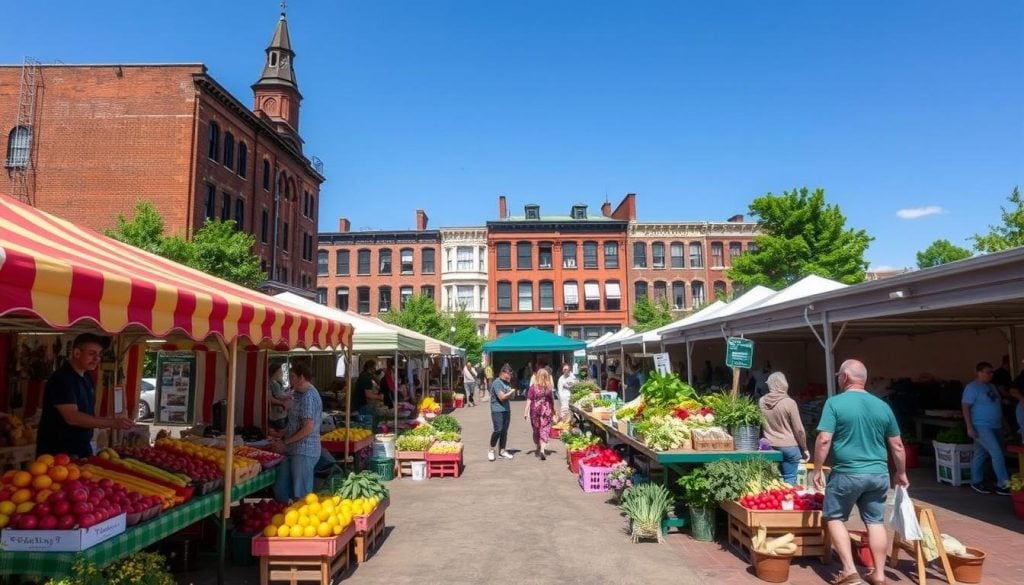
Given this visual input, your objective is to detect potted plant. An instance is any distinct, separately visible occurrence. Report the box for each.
[607,462,635,502]
[620,482,674,543]
[934,425,975,486]
[706,393,764,451]
[677,466,716,542]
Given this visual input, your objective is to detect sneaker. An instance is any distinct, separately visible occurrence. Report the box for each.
[970,483,992,494]
[487,450,495,462]
[995,484,1011,496]
[539,451,546,461]
[829,572,865,585]
[500,451,514,460]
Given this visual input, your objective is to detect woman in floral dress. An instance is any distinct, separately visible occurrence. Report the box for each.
[524,368,555,460]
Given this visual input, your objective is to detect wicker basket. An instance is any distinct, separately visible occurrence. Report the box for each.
[693,434,734,451]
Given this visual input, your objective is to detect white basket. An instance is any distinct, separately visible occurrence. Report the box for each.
[410,460,428,481]
[933,440,974,486]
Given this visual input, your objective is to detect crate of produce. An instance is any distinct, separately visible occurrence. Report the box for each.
[578,462,613,493]
[568,449,588,474]
[0,513,126,552]
[252,525,355,585]
[353,499,388,565]
[692,429,733,452]
[933,440,973,486]
[721,500,830,563]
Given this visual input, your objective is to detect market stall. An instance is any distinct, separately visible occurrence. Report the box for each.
[0,194,354,581]
[482,328,586,387]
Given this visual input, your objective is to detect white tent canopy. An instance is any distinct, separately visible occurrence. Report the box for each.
[365,316,461,356]
[586,331,614,350]
[274,293,426,353]
[589,326,636,353]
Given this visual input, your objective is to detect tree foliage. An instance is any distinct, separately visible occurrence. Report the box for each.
[916,239,972,269]
[380,295,485,364]
[728,187,872,289]
[632,295,674,332]
[106,200,266,289]
[971,186,1024,253]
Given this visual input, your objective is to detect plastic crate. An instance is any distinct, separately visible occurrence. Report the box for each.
[933,440,973,486]
[578,462,613,493]
[369,456,395,481]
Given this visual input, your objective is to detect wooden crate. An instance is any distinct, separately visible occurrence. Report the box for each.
[253,525,355,585]
[721,500,830,563]
[395,451,426,479]
[352,503,387,565]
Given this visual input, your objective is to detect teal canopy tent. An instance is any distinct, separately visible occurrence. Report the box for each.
[483,327,586,352]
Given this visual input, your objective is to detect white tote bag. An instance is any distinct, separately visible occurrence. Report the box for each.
[887,485,922,541]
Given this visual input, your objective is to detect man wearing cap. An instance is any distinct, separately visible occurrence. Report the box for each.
[37,333,134,458]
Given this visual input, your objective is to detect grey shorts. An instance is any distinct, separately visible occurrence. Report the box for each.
[822,473,889,525]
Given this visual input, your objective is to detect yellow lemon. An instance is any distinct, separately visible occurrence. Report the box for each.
[0,514,8,529]
[332,524,343,535]
[271,513,285,527]
[317,509,330,522]
[317,522,331,538]
[298,505,309,516]
[320,501,334,513]
[289,525,303,538]
[263,525,277,537]
[308,503,321,515]
[303,525,317,537]
[304,493,318,505]
[298,515,311,527]
[284,511,299,526]
[277,525,290,537]
[0,502,15,516]
[15,502,34,514]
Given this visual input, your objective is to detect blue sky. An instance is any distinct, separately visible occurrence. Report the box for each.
[5,1,1022,270]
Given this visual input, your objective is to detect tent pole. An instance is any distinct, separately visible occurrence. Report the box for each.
[217,337,239,585]
[685,340,694,386]
[344,351,354,469]
[619,345,625,402]
[394,350,399,434]
[823,313,836,397]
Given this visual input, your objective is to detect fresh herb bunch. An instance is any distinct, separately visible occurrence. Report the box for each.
[592,398,615,408]
[704,458,780,503]
[561,431,601,451]
[571,385,599,404]
[620,482,674,543]
[434,431,462,442]
[615,405,637,421]
[677,466,714,507]
[395,434,433,451]
[406,423,436,437]
[704,393,764,428]
[639,371,699,409]
[935,425,971,444]
[430,414,461,434]
[46,552,175,585]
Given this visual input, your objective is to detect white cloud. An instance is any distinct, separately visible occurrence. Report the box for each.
[869,265,899,272]
[896,206,943,220]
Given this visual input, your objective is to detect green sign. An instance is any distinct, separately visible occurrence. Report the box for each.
[725,337,754,369]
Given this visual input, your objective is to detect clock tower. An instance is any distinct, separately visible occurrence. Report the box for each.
[253,6,303,149]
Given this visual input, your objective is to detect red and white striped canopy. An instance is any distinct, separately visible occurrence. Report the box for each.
[0,194,352,350]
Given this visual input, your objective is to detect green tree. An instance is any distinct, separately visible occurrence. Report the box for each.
[380,296,485,363]
[444,309,484,364]
[971,186,1024,252]
[728,187,872,289]
[916,239,972,269]
[106,201,266,289]
[632,295,674,332]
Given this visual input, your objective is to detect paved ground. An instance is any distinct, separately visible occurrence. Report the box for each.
[177,400,1024,585]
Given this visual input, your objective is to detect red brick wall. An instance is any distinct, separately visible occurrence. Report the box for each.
[317,240,442,316]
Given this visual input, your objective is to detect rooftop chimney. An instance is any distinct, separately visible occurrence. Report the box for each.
[727,214,744,223]
[601,201,612,217]
[338,217,350,232]
[498,195,508,220]
[610,193,637,221]
[415,209,429,231]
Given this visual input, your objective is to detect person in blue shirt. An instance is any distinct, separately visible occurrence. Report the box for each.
[961,361,1010,495]
[271,361,323,503]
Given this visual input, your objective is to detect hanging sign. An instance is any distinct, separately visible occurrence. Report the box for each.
[154,352,196,425]
[653,352,672,375]
[725,337,754,369]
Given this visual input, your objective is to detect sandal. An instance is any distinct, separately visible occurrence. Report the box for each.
[829,572,865,585]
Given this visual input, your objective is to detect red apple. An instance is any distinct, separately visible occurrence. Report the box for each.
[38,515,58,530]
[73,502,93,516]
[17,515,38,530]
[52,500,71,516]
[69,488,88,503]
[34,504,51,517]
[78,513,97,529]
[58,514,76,530]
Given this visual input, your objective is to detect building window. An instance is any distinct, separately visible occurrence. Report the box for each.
[378,286,392,313]
[604,242,618,268]
[456,246,474,271]
[711,242,724,267]
[223,132,235,169]
[689,242,704,268]
[539,281,554,311]
[317,250,328,276]
[538,243,553,269]
[634,281,648,300]
[421,285,435,299]
[672,281,685,309]
[5,126,30,168]
[517,281,533,311]
[315,287,327,305]
[234,198,245,230]
[497,281,512,311]
[653,280,667,302]
[399,286,413,308]
[237,142,247,178]
[691,281,706,307]
[205,184,216,220]
[282,222,289,251]
[670,242,685,268]
[221,192,231,221]
[422,248,435,274]
[562,242,577,269]
[563,281,579,311]
[729,242,742,265]
[525,204,540,220]
[496,242,511,269]
[378,249,392,274]
[260,209,269,243]
[748,242,759,253]
[357,287,370,314]
[572,204,587,220]
[357,249,370,275]
[456,285,474,310]
[335,287,350,311]
[633,242,647,268]
[334,250,349,275]
[399,248,414,274]
[207,121,220,161]
[605,281,621,311]
[262,160,271,190]
[583,241,598,269]
[479,247,486,271]
[652,242,665,269]
[714,280,727,299]
[583,281,601,311]
[516,242,532,269]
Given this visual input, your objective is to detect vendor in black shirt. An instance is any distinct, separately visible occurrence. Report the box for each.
[353,359,385,415]
[37,333,134,458]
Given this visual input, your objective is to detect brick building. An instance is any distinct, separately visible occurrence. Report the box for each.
[1,11,322,294]
[627,218,759,313]
[486,195,634,340]
[316,211,441,316]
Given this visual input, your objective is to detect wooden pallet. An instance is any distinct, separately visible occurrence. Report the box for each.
[353,511,386,564]
[253,527,354,585]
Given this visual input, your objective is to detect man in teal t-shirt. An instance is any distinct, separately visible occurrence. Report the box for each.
[812,359,907,585]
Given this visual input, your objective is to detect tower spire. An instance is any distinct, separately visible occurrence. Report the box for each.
[252,7,303,144]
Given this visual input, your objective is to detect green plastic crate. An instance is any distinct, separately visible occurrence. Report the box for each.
[369,456,395,482]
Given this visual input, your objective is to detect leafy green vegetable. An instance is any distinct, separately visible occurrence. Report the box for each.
[561,431,601,451]
[430,414,462,434]
[677,467,714,507]
[704,458,780,503]
[935,425,971,444]
[640,371,698,409]
[704,393,764,428]
[406,423,436,437]
[638,416,691,451]
[615,405,637,421]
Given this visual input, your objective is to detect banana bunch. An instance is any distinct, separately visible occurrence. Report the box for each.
[108,457,191,487]
[81,464,181,508]
[335,471,389,501]
[1009,473,1024,493]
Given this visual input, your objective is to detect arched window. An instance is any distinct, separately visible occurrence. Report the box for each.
[234,198,244,230]
[336,250,350,275]
[207,121,220,161]
[563,281,579,311]
[538,280,554,311]
[604,280,622,311]
[315,288,327,305]
[356,287,370,314]
[672,281,686,310]
[6,126,31,168]
[357,249,371,275]
[378,286,392,313]
[714,280,727,299]
[633,242,647,268]
[670,242,685,268]
[653,280,667,301]
[400,248,414,274]
[651,243,666,269]
[317,250,329,276]
[335,287,350,311]
[237,142,248,178]
[691,280,706,307]
[517,281,533,311]
[634,280,648,300]
[262,160,271,190]
[689,242,704,268]
[496,281,512,311]
[378,249,393,275]
[223,132,235,168]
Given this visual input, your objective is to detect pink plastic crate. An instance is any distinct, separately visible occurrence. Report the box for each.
[578,462,613,493]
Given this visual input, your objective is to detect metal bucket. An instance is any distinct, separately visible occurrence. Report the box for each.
[731,425,760,451]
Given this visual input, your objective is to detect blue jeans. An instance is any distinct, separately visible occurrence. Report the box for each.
[490,410,511,451]
[274,453,319,503]
[822,473,889,524]
[775,446,803,486]
[971,426,1009,486]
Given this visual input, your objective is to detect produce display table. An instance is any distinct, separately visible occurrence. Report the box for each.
[321,436,373,456]
[721,499,831,563]
[353,498,388,564]
[0,469,277,578]
[912,415,961,440]
[253,524,355,585]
